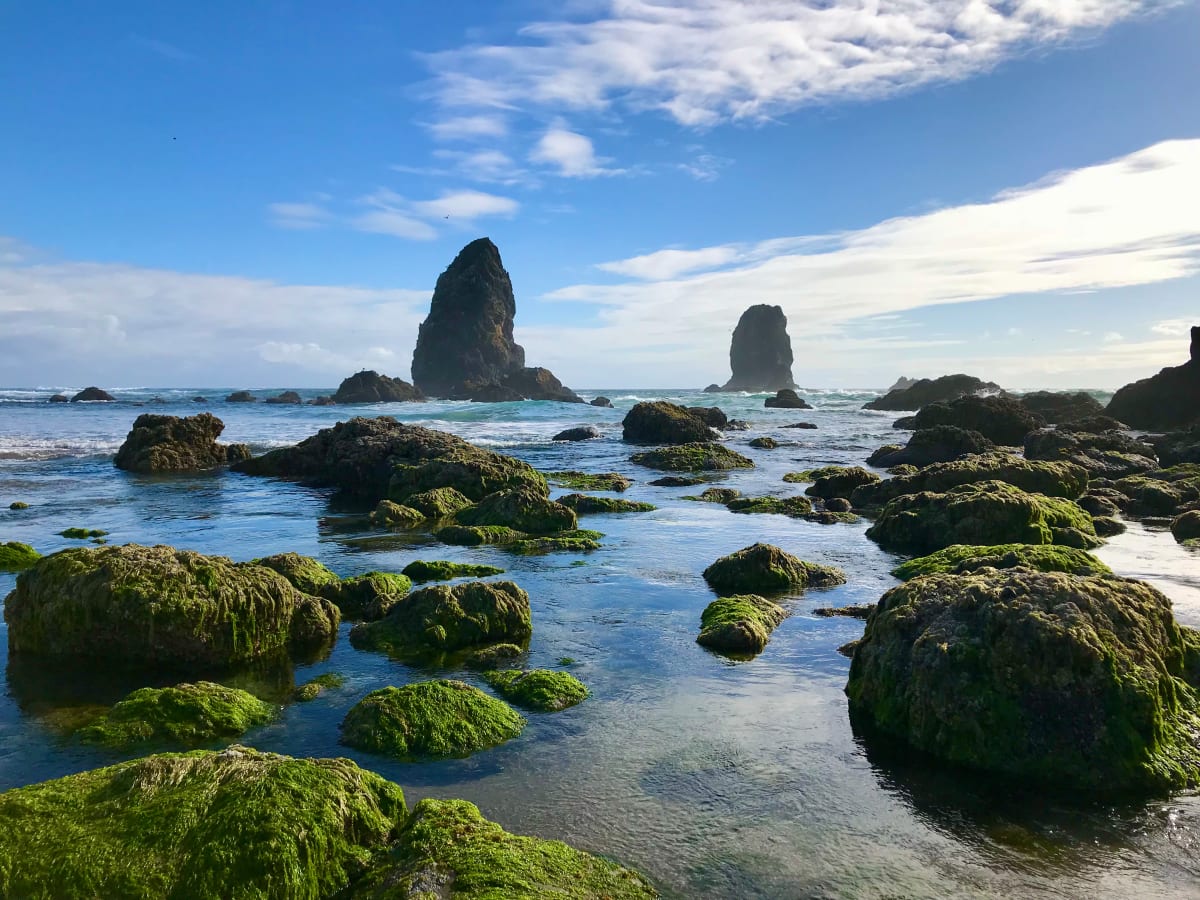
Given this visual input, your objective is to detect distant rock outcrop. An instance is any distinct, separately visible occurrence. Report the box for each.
[590,396,614,408]
[886,376,917,392]
[71,387,114,402]
[114,413,251,473]
[265,391,302,405]
[764,389,812,409]
[716,305,796,392]
[332,371,423,404]
[552,426,601,442]
[497,367,583,403]
[623,401,715,444]
[864,374,1001,411]
[225,391,256,403]
[1106,328,1200,429]
[49,394,68,403]
[1017,391,1104,424]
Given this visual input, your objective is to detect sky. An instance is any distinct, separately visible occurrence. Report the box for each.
[1,0,1198,390]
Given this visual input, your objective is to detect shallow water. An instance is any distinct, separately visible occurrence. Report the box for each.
[1,386,1198,899]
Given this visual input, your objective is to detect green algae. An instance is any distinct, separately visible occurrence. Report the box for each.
[557,493,657,514]
[483,669,589,711]
[748,437,778,449]
[348,797,658,899]
[702,543,846,595]
[58,527,107,539]
[294,672,345,702]
[464,643,526,670]
[725,496,813,517]
[455,486,577,534]
[340,680,524,760]
[330,571,412,621]
[803,511,861,525]
[8,501,28,510]
[76,681,273,748]
[893,544,1113,580]
[683,487,741,503]
[557,656,577,666]
[435,524,524,546]
[509,530,603,554]
[403,486,475,518]
[782,466,846,484]
[697,595,787,655]
[369,500,425,527]
[630,442,754,471]
[0,745,407,899]
[253,551,342,596]
[805,467,880,500]
[545,471,633,492]
[0,541,40,572]
[401,560,505,582]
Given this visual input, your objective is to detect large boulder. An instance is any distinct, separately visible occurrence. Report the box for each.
[497,366,583,402]
[4,544,340,669]
[332,370,424,403]
[702,543,846,594]
[630,443,754,471]
[865,481,1098,554]
[70,386,114,402]
[622,401,714,444]
[114,413,251,473]
[482,668,589,711]
[0,542,40,572]
[454,486,577,534]
[867,425,994,468]
[1107,328,1200,429]
[1017,391,1105,423]
[716,304,796,392]
[1152,427,1200,467]
[863,374,1001,411]
[410,237,526,397]
[468,382,525,402]
[804,466,880,500]
[264,391,302,405]
[764,389,811,409]
[891,544,1112,580]
[846,569,1200,793]
[1023,426,1157,478]
[902,395,1044,445]
[552,425,601,442]
[687,406,729,428]
[76,682,273,749]
[696,594,787,655]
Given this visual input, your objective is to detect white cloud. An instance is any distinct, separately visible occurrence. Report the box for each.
[529,127,622,177]
[1103,331,1124,343]
[427,1,1176,126]
[677,152,731,181]
[411,190,520,220]
[1151,318,1194,336]
[426,114,509,141]
[268,202,332,230]
[597,246,740,279]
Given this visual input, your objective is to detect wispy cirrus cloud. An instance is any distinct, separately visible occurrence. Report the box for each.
[529,126,624,177]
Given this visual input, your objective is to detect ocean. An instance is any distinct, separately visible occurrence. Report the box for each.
[1,386,1197,899]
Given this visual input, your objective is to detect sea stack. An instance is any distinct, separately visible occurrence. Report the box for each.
[716,305,796,392]
[1106,327,1200,429]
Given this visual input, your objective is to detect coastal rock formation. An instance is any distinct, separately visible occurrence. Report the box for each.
[688,406,729,428]
[552,425,601,441]
[410,237,526,397]
[590,396,614,407]
[902,394,1044,445]
[454,486,577,534]
[623,401,715,444]
[764,389,812,409]
[1152,427,1200,466]
[76,682,273,749]
[49,393,69,403]
[1173,511,1200,544]
[114,413,251,473]
[891,544,1112,580]
[702,543,846,594]
[469,382,525,402]
[717,305,796,392]
[557,493,656,514]
[225,391,256,403]
[697,594,787,655]
[70,387,114,402]
[1023,426,1157,478]
[497,366,583,402]
[851,453,1089,508]
[264,391,301,405]
[631,443,754,471]
[482,668,589,711]
[886,376,917,392]
[1107,328,1200,429]
[863,374,1001,411]
[332,370,423,404]
[4,544,340,669]
[867,425,994,468]
[846,569,1200,792]
[805,466,880,500]
[400,560,504,582]
[1018,391,1104,423]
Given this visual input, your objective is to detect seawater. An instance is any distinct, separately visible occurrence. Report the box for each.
[1,387,1198,899]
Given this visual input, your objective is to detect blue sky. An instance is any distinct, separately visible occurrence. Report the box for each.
[1,0,1198,389]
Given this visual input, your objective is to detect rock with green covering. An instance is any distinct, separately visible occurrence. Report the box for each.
[805,466,880,500]
[404,486,474,518]
[685,487,741,503]
[703,543,846,595]
[1173,511,1200,544]
[349,580,531,658]
[748,437,778,449]
[725,496,813,516]
[0,541,40,572]
[0,745,407,899]
[9,501,29,510]
[545,471,632,492]
[347,798,658,899]
[782,466,845,484]
[510,530,603,554]
[696,595,787,655]
[892,544,1112,580]
[904,394,1045,445]
[76,682,272,748]
[435,524,524,546]
[483,669,589,711]
[1094,516,1127,537]
[293,672,345,702]
[464,643,525,669]
[401,560,505,582]
[867,426,994,468]
[5,544,340,669]
[59,527,107,539]
[340,681,524,760]
[329,572,412,621]
[369,500,425,527]
[649,475,705,486]
[631,443,754,471]
[866,481,1098,555]
[846,569,1200,793]
[803,510,861,525]
[455,486,577,534]
[1018,390,1105,424]
[1116,466,1200,517]
[850,452,1089,508]
[114,413,250,473]
[557,493,656,514]
[253,551,341,597]
[1024,426,1157,478]
[622,401,714,444]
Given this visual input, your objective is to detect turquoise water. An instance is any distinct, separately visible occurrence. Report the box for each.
[1,387,1198,899]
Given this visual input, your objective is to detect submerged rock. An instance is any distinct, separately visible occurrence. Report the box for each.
[648,475,705,486]
[622,401,714,444]
[717,304,797,392]
[702,543,846,594]
[552,425,601,442]
[846,569,1200,793]
[369,500,425,527]
[903,395,1044,445]
[0,541,40,572]
[891,543,1112,580]
[332,370,424,403]
[696,594,787,655]
[1107,328,1200,429]
[725,496,813,517]
[0,745,407,900]
[764,389,812,409]
[863,374,1001,411]
[70,386,114,402]
[293,672,345,702]
[748,436,778,449]
[114,413,251,473]
[482,668,589,711]
[557,493,656,514]
[631,443,754,471]
[545,471,632,492]
[400,560,505,582]
[340,680,524,760]
[76,681,273,748]
[867,426,994,468]
[1018,391,1105,424]
[330,572,412,621]
[590,395,614,408]
[455,486,577,534]
[5,544,339,669]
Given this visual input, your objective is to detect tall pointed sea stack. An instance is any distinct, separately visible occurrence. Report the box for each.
[1106,327,1200,429]
[411,238,526,398]
[717,305,796,392]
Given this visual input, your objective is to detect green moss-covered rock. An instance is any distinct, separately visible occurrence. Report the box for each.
[77,682,273,748]
[545,471,632,492]
[557,493,656,514]
[59,527,107,539]
[435,524,524,546]
[455,486,577,534]
[805,466,880,500]
[253,552,341,597]
[114,412,250,473]
[684,487,741,503]
[696,595,787,655]
[0,745,407,899]
[1172,511,1200,544]
[866,481,1098,555]
[702,543,846,595]
[846,570,1200,793]
[369,500,425,527]
[631,443,754,472]
[725,496,813,516]
[329,572,412,621]
[483,669,589,711]
[905,394,1045,445]
[510,530,603,554]
[850,452,1089,508]
[1116,467,1200,517]
[293,672,345,702]
[349,580,531,658]
[5,544,340,668]
[347,798,658,899]
[622,401,713,444]
[401,560,505,582]
[404,486,474,519]
[464,643,525,669]
[892,544,1112,580]
[748,437,778,449]
[9,501,29,510]
[0,541,40,572]
[803,510,861,525]
[340,681,524,760]
[783,466,849,484]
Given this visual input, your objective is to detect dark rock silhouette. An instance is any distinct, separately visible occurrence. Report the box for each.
[115,413,251,473]
[552,426,601,442]
[1106,328,1200,429]
[904,395,1044,445]
[71,387,114,402]
[590,396,613,408]
[864,375,1001,411]
[49,394,68,403]
[717,305,796,392]
[1017,391,1104,424]
[265,391,302,405]
[191,396,208,403]
[333,371,423,404]
[469,382,525,403]
[702,384,721,393]
[688,407,728,429]
[225,391,256,403]
[867,426,994,468]
[764,389,811,409]
[498,367,583,403]
[886,376,917,392]
[622,402,715,444]
[309,396,336,406]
